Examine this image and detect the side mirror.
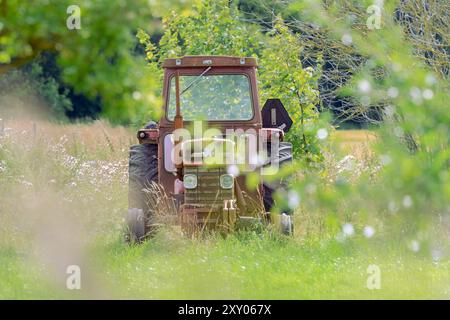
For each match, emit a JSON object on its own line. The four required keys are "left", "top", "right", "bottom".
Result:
{"left": 261, "top": 99, "right": 293, "bottom": 133}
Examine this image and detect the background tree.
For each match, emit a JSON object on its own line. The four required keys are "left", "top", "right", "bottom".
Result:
{"left": 1, "top": 0, "right": 447, "bottom": 127}
{"left": 238, "top": 0, "right": 449, "bottom": 126}
{"left": 259, "top": 18, "right": 322, "bottom": 160}
{"left": 280, "top": 0, "right": 449, "bottom": 240}
{"left": 0, "top": 58, "right": 72, "bottom": 120}
{"left": 0, "top": 0, "right": 195, "bottom": 123}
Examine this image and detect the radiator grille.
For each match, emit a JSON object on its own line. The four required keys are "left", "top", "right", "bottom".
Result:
{"left": 184, "top": 167, "right": 234, "bottom": 204}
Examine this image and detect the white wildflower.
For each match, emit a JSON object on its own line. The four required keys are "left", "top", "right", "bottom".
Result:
{"left": 337, "top": 155, "right": 356, "bottom": 172}
{"left": 388, "top": 200, "right": 398, "bottom": 213}
{"left": 387, "top": 87, "right": 399, "bottom": 98}
{"left": 342, "top": 223, "right": 355, "bottom": 237}
{"left": 431, "top": 249, "right": 442, "bottom": 262}
{"left": 402, "top": 195, "right": 413, "bottom": 208}
{"left": 410, "top": 240, "right": 420, "bottom": 252}
{"left": 409, "top": 87, "right": 423, "bottom": 105}
{"left": 132, "top": 91, "right": 142, "bottom": 100}
{"left": 425, "top": 74, "right": 437, "bottom": 86}
{"left": 287, "top": 190, "right": 300, "bottom": 210}
{"left": 363, "top": 226, "right": 375, "bottom": 238}
{"left": 358, "top": 79, "right": 371, "bottom": 94}
{"left": 316, "top": 128, "right": 328, "bottom": 140}
{"left": 379, "top": 154, "right": 392, "bottom": 166}
{"left": 422, "top": 89, "right": 434, "bottom": 100}
{"left": 341, "top": 33, "right": 352, "bottom": 46}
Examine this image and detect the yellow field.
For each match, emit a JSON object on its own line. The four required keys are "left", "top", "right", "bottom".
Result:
{"left": 331, "top": 129, "right": 376, "bottom": 161}
{"left": 1, "top": 119, "right": 135, "bottom": 159}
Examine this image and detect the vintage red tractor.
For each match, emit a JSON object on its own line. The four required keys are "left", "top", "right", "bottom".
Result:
{"left": 126, "top": 56, "right": 294, "bottom": 242}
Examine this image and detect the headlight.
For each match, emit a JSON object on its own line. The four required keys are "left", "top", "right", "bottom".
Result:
{"left": 219, "top": 174, "right": 234, "bottom": 189}
{"left": 183, "top": 174, "right": 197, "bottom": 189}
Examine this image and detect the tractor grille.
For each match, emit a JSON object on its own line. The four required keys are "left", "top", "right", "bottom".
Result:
{"left": 184, "top": 167, "right": 234, "bottom": 205}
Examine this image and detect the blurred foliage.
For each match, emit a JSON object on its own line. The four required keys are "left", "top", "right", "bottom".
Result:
{"left": 157, "top": 0, "right": 262, "bottom": 58}
{"left": 272, "top": 0, "right": 450, "bottom": 255}
{"left": 258, "top": 18, "right": 323, "bottom": 161}
{"left": 1, "top": 0, "right": 447, "bottom": 128}
{"left": 0, "top": 59, "right": 72, "bottom": 120}
{"left": 238, "top": 0, "right": 449, "bottom": 125}
{"left": 0, "top": 0, "right": 196, "bottom": 124}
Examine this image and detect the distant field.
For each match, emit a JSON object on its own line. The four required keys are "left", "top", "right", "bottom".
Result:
{"left": 334, "top": 129, "right": 376, "bottom": 144}
{"left": 333, "top": 129, "right": 376, "bottom": 153}
{"left": 0, "top": 121, "right": 448, "bottom": 299}
{"left": 1, "top": 119, "right": 135, "bottom": 158}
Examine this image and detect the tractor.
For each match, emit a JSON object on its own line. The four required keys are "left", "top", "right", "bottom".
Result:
{"left": 126, "top": 56, "right": 294, "bottom": 243}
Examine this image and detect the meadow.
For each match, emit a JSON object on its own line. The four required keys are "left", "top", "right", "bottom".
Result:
{"left": 0, "top": 120, "right": 448, "bottom": 299}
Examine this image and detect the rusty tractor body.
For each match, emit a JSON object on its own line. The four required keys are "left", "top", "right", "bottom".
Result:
{"left": 127, "top": 56, "right": 293, "bottom": 242}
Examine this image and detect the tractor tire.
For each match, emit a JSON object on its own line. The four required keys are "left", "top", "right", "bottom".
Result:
{"left": 126, "top": 208, "right": 146, "bottom": 244}
{"left": 280, "top": 213, "right": 294, "bottom": 236}
{"left": 127, "top": 143, "right": 158, "bottom": 242}
{"left": 262, "top": 141, "right": 293, "bottom": 212}
{"left": 262, "top": 141, "right": 294, "bottom": 235}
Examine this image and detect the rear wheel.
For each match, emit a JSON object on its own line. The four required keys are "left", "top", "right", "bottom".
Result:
{"left": 280, "top": 213, "right": 294, "bottom": 236}
{"left": 127, "top": 143, "right": 158, "bottom": 243}
{"left": 125, "top": 208, "right": 145, "bottom": 243}
{"left": 262, "top": 141, "right": 294, "bottom": 235}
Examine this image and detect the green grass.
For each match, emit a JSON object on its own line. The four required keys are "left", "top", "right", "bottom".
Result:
{"left": 1, "top": 231, "right": 448, "bottom": 299}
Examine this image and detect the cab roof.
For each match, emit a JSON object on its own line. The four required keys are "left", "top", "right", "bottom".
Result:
{"left": 162, "top": 55, "right": 258, "bottom": 68}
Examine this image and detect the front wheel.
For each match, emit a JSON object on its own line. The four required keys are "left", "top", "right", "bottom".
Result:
{"left": 280, "top": 213, "right": 294, "bottom": 236}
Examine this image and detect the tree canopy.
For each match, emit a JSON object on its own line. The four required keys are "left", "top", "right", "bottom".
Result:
{"left": 1, "top": 0, "right": 448, "bottom": 132}
{"left": 0, "top": 0, "right": 195, "bottom": 123}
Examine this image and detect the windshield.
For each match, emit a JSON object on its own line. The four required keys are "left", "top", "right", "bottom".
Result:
{"left": 167, "top": 74, "right": 254, "bottom": 121}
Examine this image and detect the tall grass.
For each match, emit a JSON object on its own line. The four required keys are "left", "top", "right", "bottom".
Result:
{"left": 0, "top": 120, "right": 448, "bottom": 299}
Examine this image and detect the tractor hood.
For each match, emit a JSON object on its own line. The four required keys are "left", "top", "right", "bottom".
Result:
{"left": 181, "top": 137, "right": 235, "bottom": 166}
